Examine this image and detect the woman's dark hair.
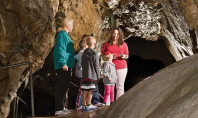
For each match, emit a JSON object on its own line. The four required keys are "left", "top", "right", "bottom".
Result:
{"left": 108, "top": 27, "right": 124, "bottom": 47}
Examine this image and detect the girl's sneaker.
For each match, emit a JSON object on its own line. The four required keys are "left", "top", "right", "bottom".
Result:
{"left": 95, "top": 102, "right": 106, "bottom": 107}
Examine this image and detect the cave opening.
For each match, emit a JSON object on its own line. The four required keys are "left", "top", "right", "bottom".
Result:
{"left": 124, "top": 36, "right": 176, "bottom": 91}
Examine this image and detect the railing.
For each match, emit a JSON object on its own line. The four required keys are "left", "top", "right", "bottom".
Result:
{"left": 0, "top": 62, "right": 35, "bottom": 118}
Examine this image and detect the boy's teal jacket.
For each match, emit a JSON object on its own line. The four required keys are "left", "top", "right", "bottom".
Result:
{"left": 53, "top": 30, "right": 75, "bottom": 70}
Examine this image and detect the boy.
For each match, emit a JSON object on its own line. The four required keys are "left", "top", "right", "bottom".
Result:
{"left": 75, "top": 35, "right": 87, "bottom": 109}
{"left": 75, "top": 35, "right": 103, "bottom": 110}
{"left": 81, "top": 36, "right": 100, "bottom": 111}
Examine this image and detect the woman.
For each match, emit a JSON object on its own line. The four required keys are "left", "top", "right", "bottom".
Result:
{"left": 53, "top": 18, "right": 75, "bottom": 116}
{"left": 102, "top": 27, "right": 129, "bottom": 100}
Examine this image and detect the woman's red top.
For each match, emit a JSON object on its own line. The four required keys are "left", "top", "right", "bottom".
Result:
{"left": 102, "top": 42, "right": 129, "bottom": 69}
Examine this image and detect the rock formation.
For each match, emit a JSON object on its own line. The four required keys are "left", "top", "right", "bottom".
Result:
{"left": 0, "top": 0, "right": 197, "bottom": 117}
{"left": 102, "top": 0, "right": 197, "bottom": 60}
{"left": 104, "top": 53, "right": 198, "bottom": 118}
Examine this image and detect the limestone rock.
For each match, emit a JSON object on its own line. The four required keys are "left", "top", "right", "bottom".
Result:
{"left": 104, "top": 53, "right": 198, "bottom": 118}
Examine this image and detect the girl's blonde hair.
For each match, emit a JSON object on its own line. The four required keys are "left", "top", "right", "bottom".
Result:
{"left": 101, "top": 54, "right": 112, "bottom": 68}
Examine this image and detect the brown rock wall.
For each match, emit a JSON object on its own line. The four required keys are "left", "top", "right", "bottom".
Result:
{"left": 178, "top": 0, "right": 198, "bottom": 29}
{"left": 54, "top": 0, "right": 104, "bottom": 49}
{"left": 0, "top": 0, "right": 103, "bottom": 117}
{"left": 178, "top": 0, "right": 198, "bottom": 50}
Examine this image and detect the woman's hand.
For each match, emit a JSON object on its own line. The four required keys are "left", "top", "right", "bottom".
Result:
{"left": 109, "top": 78, "right": 112, "bottom": 81}
{"left": 120, "top": 54, "right": 128, "bottom": 59}
{"left": 63, "top": 65, "right": 68, "bottom": 71}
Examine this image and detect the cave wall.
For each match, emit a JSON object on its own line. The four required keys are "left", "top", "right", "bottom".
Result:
{"left": 161, "top": 0, "right": 196, "bottom": 60}
{"left": 0, "top": 0, "right": 58, "bottom": 117}
{"left": 178, "top": 0, "right": 198, "bottom": 34}
{"left": 0, "top": 0, "right": 104, "bottom": 117}
{"left": 0, "top": 0, "right": 198, "bottom": 117}
{"left": 178, "top": 0, "right": 198, "bottom": 50}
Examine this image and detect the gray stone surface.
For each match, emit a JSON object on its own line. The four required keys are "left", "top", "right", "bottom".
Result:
{"left": 104, "top": 54, "right": 198, "bottom": 118}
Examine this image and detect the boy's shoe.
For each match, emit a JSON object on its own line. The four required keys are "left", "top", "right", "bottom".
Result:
{"left": 95, "top": 102, "right": 106, "bottom": 107}
{"left": 86, "top": 104, "right": 97, "bottom": 111}
{"left": 82, "top": 104, "right": 97, "bottom": 111}
{"left": 55, "top": 109, "right": 71, "bottom": 116}
{"left": 82, "top": 105, "right": 87, "bottom": 111}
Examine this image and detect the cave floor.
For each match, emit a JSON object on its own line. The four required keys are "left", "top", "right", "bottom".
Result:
{"left": 34, "top": 106, "right": 109, "bottom": 118}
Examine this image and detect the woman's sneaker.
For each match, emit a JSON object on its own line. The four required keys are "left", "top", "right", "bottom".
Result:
{"left": 55, "top": 109, "right": 71, "bottom": 116}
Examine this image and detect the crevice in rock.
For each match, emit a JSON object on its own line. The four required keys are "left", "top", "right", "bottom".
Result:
{"left": 189, "top": 29, "right": 198, "bottom": 53}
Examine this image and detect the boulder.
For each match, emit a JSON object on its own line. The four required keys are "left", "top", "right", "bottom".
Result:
{"left": 104, "top": 53, "right": 198, "bottom": 118}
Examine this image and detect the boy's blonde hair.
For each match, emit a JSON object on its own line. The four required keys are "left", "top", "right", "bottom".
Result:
{"left": 87, "top": 36, "right": 96, "bottom": 47}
